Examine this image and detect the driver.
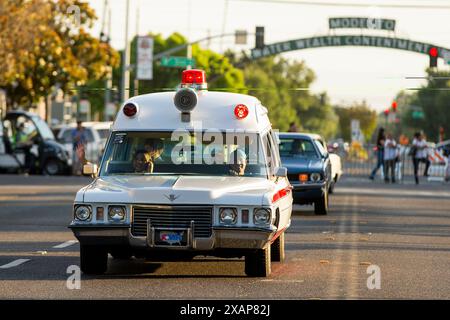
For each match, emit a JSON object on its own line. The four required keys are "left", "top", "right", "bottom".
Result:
{"left": 228, "top": 149, "right": 247, "bottom": 176}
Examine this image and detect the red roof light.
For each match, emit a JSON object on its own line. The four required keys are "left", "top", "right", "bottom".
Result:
{"left": 181, "top": 69, "right": 206, "bottom": 85}
{"left": 234, "top": 104, "right": 249, "bottom": 119}
{"left": 123, "top": 103, "right": 137, "bottom": 117}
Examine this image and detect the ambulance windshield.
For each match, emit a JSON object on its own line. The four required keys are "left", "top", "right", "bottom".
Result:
{"left": 99, "top": 131, "right": 270, "bottom": 177}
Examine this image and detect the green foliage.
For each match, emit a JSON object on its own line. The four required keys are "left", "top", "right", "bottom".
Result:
{"left": 334, "top": 101, "right": 378, "bottom": 142}
{"left": 410, "top": 69, "right": 450, "bottom": 141}
{"left": 240, "top": 56, "right": 338, "bottom": 138}
{"left": 0, "top": 0, "right": 119, "bottom": 110}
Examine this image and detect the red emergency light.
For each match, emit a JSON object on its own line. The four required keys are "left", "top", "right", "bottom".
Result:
{"left": 181, "top": 69, "right": 206, "bottom": 85}
{"left": 123, "top": 103, "right": 138, "bottom": 117}
{"left": 234, "top": 104, "right": 249, "bottom": 119}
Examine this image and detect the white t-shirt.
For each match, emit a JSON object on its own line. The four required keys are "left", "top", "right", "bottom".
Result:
{"left": 412, "top": 138, "right": 428, "bottom": 159}
{"left": 384, "top": 139, "right": 397, "bottom": 160}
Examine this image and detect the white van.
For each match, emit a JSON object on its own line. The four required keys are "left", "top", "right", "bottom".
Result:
{"left": 69, "top": 70, "right": 293, "bottom": 277}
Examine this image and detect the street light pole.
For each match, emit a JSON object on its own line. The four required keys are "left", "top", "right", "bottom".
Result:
{"left": 121, "top": 0, "right": 131, "bottom": 103}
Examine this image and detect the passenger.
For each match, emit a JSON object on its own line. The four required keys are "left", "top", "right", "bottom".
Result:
{"left": 143, "top": 138, "right": 164, "bottom": 173}
{"left": 228, "top": 149, "right": 247, "bottom": 176}
{"left": 76, "top": 145, "right": 153, "bottom": 174}
{"left": 132, "top": 149, "right": 151, "bottom": 173}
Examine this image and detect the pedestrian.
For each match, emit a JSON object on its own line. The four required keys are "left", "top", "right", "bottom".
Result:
{"left": 71, "top": 120, "right": 88, "bottom": 175}
{"left": 369, "top": 127, "right": 385, "bottom": 180}
{"left": 383, "top": 132, "right": 397, "bottom": 183}
{"left": 288, "top": 122, "right": 298, "bottom": 132}
{"left": 411, "top": 131, "right": 430, "bottom": 185}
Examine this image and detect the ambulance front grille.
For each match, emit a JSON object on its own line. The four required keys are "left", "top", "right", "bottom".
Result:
{"left": 131, "top": 205, "right": 213, "bottom": 238}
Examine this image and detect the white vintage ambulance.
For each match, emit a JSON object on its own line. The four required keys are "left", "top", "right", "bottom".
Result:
{"left": 69, "top": 69, "right": 293, "bottom": 277}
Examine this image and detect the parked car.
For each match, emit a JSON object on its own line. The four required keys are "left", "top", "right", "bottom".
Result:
{"left": 436, "top": 140, "right": 450, "bottom": 157}
{"left": 278, "top": 132, "right": 335, "bottom": 215}
{"left": 55, "top": 121, "right": 112, "bottom": 168}
{"left": 0, "top": 111, "right": 69, "bottom": 175}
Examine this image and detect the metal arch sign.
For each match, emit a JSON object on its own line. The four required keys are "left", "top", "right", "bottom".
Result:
{"left": 250, "top": 35, "right": 450, "bottom": 63}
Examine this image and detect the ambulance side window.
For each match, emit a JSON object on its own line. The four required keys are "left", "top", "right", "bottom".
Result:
{"left": 262, "top": 133, "right": 275, "bottom": 176}
{"left": 268, "top": 130, "right": 281, "bottom": 168}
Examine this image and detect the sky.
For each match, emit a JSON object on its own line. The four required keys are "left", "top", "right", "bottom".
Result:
{"left": 86, "top": 0, "right": 450, "bottom": 111}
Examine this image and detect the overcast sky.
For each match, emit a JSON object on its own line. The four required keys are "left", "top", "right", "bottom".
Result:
{"left": 86, "top": 0, "right": 450, "bottom": 111}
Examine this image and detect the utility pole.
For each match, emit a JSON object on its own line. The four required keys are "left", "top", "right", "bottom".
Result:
{"left": 134, "top": 4, "right": 140, "bottom": 96}
{"left": 121, "top": 0, "right": 131, "bottom": 103}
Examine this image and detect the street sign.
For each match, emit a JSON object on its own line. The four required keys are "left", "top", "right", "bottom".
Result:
{"left": 136, "top": 36, "right": 154, "bottom": 80}
{"left": 160, "top": 56, "right": 195, "bottom": 68}
{"left": 235, "top": 30, "right": 248, "bottom": 45}
{"left": 329, "top": 17, "right": 396, "bottom": 31}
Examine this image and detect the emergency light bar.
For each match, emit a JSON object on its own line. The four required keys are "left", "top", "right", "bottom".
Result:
{"left": 180, "top": 69, "right": 208, "bottom": 90}
{"left": 174, "top": 69, "right": 209, "bottom": 122}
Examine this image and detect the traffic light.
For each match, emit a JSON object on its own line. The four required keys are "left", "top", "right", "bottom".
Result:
{"left": 429, "top": 47, "right": 438, "bottom": 68}
{"left": 384, "top": 109, "right": 390, "bottom": 117}
{"left": 391, "top": 101, "right": 397, "bottom": 112}
{"left": 255, "top": 26, "right": 265, "bottom": 49}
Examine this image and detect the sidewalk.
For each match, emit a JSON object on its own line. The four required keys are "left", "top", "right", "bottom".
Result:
{"left": 340, "top": 174, "right": 450, "bottom": 191}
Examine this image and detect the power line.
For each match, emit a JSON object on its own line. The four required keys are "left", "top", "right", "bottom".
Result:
{"left": 229, "top": 0, "right": 450, "bottom": 9}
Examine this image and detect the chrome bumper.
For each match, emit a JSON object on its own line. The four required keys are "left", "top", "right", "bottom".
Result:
{"left": 69, "top": 222, "right": 276, "bottom": 250}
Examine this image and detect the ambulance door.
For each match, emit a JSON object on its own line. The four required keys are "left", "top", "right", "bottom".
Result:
{"left": 262, "top": 131, "right": 292, "bottom": 230}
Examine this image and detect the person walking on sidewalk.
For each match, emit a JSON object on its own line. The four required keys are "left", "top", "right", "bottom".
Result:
{"left": 411, "top": 132, "right": 430, "bottom": 185}
{"left": 369, "top": 127, "right": 385, "bottom": 180}
{"left": 384, "top": 133, "right": 397, "bottom": 183}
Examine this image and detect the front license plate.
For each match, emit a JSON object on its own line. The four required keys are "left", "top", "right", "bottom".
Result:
{"left": 155, "top": 230, "right": 187, "bottom": 246}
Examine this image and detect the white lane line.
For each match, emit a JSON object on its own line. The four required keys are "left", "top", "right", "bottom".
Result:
{"left": 0, "top": 259, "right": 30, "bottom": 269}
{"left": 53, "top": 240, "right": 78, "bottom": 249}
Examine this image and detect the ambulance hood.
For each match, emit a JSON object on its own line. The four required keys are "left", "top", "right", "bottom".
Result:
{"left": 78, "top": 175, "right": 276, "bottom": 206}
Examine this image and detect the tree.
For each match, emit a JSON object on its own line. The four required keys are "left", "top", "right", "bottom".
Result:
{"left": 0, "top": 0, "right": 119, "bottom": 117}
{"left": 410, "top": 69, "right": 450, "bottom": 141}
{"left": 232, "top": 54, "right": 338, "bottom": 137}
{"left": 334, "top": 101, "right": 378, "bottom": 142}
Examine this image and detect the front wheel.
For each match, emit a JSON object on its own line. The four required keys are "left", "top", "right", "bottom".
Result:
{"left": 80, "top": 245, "right": 108, "bottom": 275}
{"left": 245, "top": 245, "right": 271, "bottom": 277}
{"left": 271, "top": 232, "right": 285, "bottom": 262}
{"left": 314, "top": 190, "right": 329, "bottom": 215}
{"left": 43, "top": 159, "right": 62, "bottom": 175}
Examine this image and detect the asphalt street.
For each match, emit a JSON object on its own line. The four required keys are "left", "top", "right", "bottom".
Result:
{"left": 0, "top": 174, "right": 449, "bottom": 299}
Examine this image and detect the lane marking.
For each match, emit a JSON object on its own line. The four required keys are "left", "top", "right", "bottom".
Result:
{"left": 260, "top": 279, "right": 305, "bottom": 283}
{"left": 53, "top": 240, "right": 78, "bottom": 249}
{"left": 0, "top": 259, "right": 30, "bottom": 269}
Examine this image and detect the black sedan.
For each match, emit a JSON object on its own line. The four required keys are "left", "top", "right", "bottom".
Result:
{"left": 278, "top": 133, "right": 332, "bottom": 215}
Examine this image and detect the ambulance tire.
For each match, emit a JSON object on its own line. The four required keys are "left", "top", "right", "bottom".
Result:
{"left": 271, "top": 231, "right": 285, "bottom": 262}
{"left": 314, "top": 190, "right": 329, "bottom": 215}
{"left": 43, "top": 158, "right": 62, "bottom": 176}
{"left": 245, "top": 245, "right": 271, "bottom": 277}
{"left": 80, "top": 245, "right": 108, "bottom": 275}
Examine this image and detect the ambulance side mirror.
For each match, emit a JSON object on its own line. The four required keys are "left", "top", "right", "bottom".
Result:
{"left": 83, "top": 163, "right": 98, "bottom": 177}
{"left": 274, "top": 167, "right": 287, "bottom": 178}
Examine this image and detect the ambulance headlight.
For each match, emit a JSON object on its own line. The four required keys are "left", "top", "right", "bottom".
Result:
{"left": 74, "top": 205, "right": 92, "bottom": 221}
{"left": 253, "top": 208, "right": 271, "bottom": 225}
{"left": 219, "top": 208, "right": 237, "bottom": 225}
{"left": 108, "top": 206, "right": 126, "bottom": 222}
{"left": 174, "top": 88, "right": 197, "bottom": 113}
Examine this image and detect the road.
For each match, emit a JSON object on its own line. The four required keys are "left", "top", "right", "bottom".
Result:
{"left": 0, "top": 174, "right": 449, "bottom": 299}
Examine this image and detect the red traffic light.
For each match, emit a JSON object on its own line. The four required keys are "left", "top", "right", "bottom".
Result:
{"left": 384, "top": 109, "right": 390, "bottom": 116}
{"left": 429, "top": 47, "right": 439, "bottom": 58}
{"left": 391, "top": 101, "right": 397, "bottom": 112}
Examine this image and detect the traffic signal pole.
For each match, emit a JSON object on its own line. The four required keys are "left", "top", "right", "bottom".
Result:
{"left": 121, "top": 0, "right": 131, "bottom": 102}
